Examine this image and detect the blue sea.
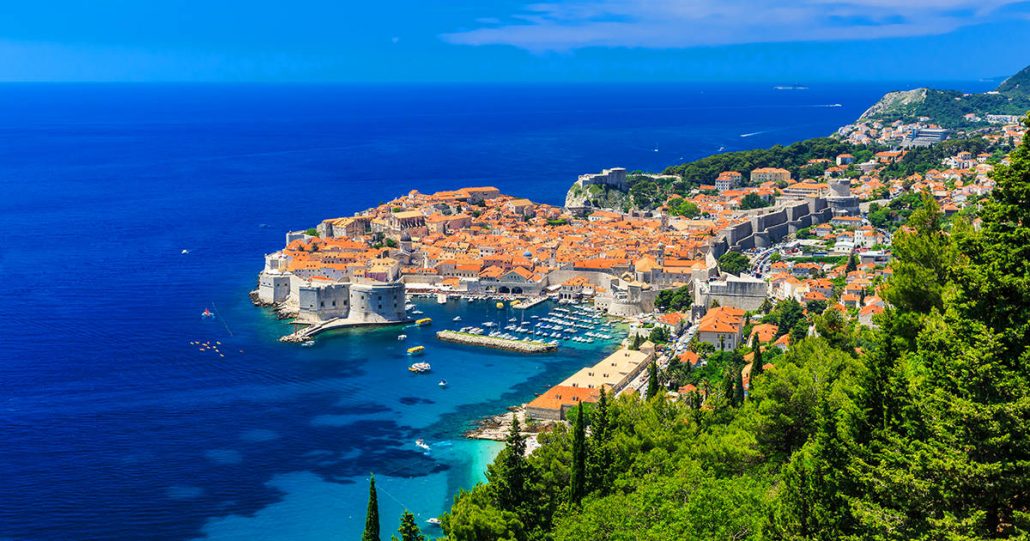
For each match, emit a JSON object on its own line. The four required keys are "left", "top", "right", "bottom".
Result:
{"left": 0, "top": 81, "right": 992, "bottom": 540}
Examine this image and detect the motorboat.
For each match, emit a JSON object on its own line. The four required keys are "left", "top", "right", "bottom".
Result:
{"left": 397, "top": 334, "right": 407, "bottom": 341}
{"left": 408, "top": 362, "right": 431, "bottom": 373}
{"left": 201, "top": 308, "right": 214, "bottom": 318}
{"left": 426, "top": 518, "right": 442, "bottom": 527}
{"left": 407, "top": 346, "right": 425, "bottom": 355}
{"left": 416, "top": 439, "right": 431, "bottom": 451}
{"left": 453, "top": 316, "right": 461, "bottom": 321}
{"left": 415, "top": 318, "right": 432, "bottom": 326}
{"left": 438, "top": 379, "right": 448, "bottom": 388}
{"left": 301, "top": 340, "right": 315, "bottom": 347}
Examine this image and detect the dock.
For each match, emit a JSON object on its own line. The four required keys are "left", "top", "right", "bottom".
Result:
{"left": 436, "top": 330, "right": 557, "bottom": 353}
{"left": 512, "top": 297, "right": 548, "bottom": 310}
{"left": 280, "top": 317, "right": 410, "bottom": 343}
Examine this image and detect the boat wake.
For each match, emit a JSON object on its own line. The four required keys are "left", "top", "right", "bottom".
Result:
{"left": 739, "top": 131, "right": 765, "bottom": 138}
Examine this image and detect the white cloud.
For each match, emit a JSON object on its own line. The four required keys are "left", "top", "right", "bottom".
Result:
{"left": 441, "top": 0, "right": 1022, "bottom": 50}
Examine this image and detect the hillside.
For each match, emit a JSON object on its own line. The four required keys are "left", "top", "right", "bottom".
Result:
{"left": 442, "top": 117, "right": 1030, "bottom": 540}
{"left": 858, "top": 63, "right": 1030, "bottom": 128}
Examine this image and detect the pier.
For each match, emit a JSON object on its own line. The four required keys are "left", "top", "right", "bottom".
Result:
{"left": 280, "top": 317, "right": 410, "bottom": 343}
{"left": 436, "top": 330, "right": 557, "bottom": 353}
{"left": 512, "top": 296, "right": 548, "bottom": 310}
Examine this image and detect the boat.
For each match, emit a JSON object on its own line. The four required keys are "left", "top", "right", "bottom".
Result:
{"left": 201, "top": 308, "right": 214, "bottom": 318}
{"left": 416, "top": 438, "right": 431, "bottom": 451}
{"left": 407, "top": 345, "right": 425, "bottom": 355}
{"left": 438, "top": 379, "right": 447, "bottom": 388}
{"left": 409, "top": 362, "right": 431, "bottom": 373}
{"left": 496, "top": 302, "right": 504, "bottom": 309}
{"left": 301, "top": 340, "right": 315, "bottom": 347}
{"left": 415, "top": 317, "right": 432, "bottom": 326}
{"left": 452, "top": 316, "right": 461, "bottom": 321}
{"left": 426, "top": 518, "right": 442, "bottom": 527}
{"left": 436, "top": 293, "right": 448, "bottom": 304}
{"left": 181, "top": 249, "right": 189, "bottom": 255}
{"left": 397, "top": 334, "right": 407, "bottom": 341}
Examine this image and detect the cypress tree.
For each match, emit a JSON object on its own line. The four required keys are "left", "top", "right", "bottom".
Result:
{"left": 723, "top": 363, "right": 736, "bottom": 405}
{"left": 845, "top": 252, "right": 857, "bottom": 273}
{"left": 570, "top": 401, "right": 588, "bottom": 504}
{"left": 588, "top": 388, "right": 613, "bottom": 495}
{"left": 734, "top": 363, "right": 745, "bottom": 405}
{"left": 646, "top": 361, "right": 659, "bottom": 399}
{"left": 751, "top": 333, "right": 764, "bottom": 377}
{"left": 394, "top": 510, "right": 424, "bottom": 541}
{"left": 363, "top": 474, "right": 380, "bottom": 541}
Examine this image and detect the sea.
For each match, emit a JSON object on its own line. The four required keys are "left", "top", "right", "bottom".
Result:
{"left": 0, "top": 81, "right": 993, "bottom": 540}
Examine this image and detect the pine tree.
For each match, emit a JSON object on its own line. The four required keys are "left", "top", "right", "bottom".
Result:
{"left": 751, "top": 333, "right": 764, "bottom": 377}
{"left": 363, "top": 474, "right": 380, "bottom": 541}
{"left": 570, "top": 401, "right": 588, "bottom": 504}
{"left": 487, "top": 416, "right": 529, "bottom": 512}
{"left": 588, "top": 388, "right": 613, "bottom": 495}
{"left": 646, "top": 361, "right": 659, "bottom": 399}
{"left": 393, "top": 510, "right": 424, "bottom": 541}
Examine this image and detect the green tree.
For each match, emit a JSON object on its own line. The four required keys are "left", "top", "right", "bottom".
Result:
{"left": 570, "top": 402, "right": 588, "bottom": 505}
{"left": 750, "top": 333, "right": 764, "bottom": 378}
{"left": 718, "top": 251, "right": 750, "bottom": 275}
{"left": 487, "top": 418, "right": 530, "bottom": 513}
{"left": 648, "top": 325, "right": 670, "bottom": 344}
{"left": 363, "top": 474, "right": 380, "bottom": 541}
{"left": 588, "top": 388, "right": 613, "bottom": 495}
{"left": 740, "top": 192, "right": 771, "bottom": 209}
{"left": 392, "top": 511, "right": 424, "bottom": 541}
{"left": 647, "top": 361, "right": 660, "bottom": 399}
{"left": 845, "top": 252, "right": 857, "bottom": 273}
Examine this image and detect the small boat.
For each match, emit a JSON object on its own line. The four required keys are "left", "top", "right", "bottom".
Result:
{"left": 397, "top": 334, "right": 407, "bottom": 341}
{"left": 426, "top": 517, "right": 442, "bottom": 527}
{"left": 201, "top": 308, "right": 214, "bottom": 318}
{"left": 407, "top": 345, "right": 425, "bottom": 355}
{"left": 436, "top": 293, "right": 448, "bottom": 304}
{"left": 301, "top": 340, "right": 315, "bottom": 347}
{"left": 409, "top": 362, "right": 431, "bottom": 373}
{"left": 416, "top": 438, "right": 431, "bottom": 451}
{"left": 496, "top": 302, "right": 504, "bottom": 309}
{"left": 438, "top": 379, "right": 447, "bottom": 388}
{"left": 181, "top": 249, "right": 189, "bottom": 255}
{"left": 452, "top": 316, "right": 461, "bottom": 321}
{"left": 415, "top": 318, "right": 432, "bottom": 326}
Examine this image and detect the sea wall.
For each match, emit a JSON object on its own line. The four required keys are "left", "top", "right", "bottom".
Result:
{"left": 436, "top": 330, "right": 557, "bottom": 353}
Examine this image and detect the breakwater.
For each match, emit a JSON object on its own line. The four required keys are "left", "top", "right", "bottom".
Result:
{"left": 436, "top": 330, "right": 557, "bottom": 353}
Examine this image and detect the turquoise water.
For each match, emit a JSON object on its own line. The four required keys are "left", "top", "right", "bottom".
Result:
{"left": 200, "top": 297, "right": 623, "bottom": 539}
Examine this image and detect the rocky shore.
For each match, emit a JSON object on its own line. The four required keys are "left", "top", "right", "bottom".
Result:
{"left": 464, "top": 406, "right": 554, "bottom": 455}
{"left": 436, "top": 330, "right": 557, "bottom": 352}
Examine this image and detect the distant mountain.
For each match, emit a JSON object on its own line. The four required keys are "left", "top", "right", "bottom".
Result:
{"left": 858, "top": 64, "right": 1030, "bottom": 128}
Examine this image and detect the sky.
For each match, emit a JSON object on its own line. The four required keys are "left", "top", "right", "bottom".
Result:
{"left": 0, "top": 0, "right": 1029, "bottom": 83}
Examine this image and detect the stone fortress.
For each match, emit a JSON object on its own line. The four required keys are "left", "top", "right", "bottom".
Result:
{"left": 256, "top": 250, "right": 407, "bottom": 326}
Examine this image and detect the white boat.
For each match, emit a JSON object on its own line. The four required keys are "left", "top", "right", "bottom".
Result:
{"left": 301, "top": 340, "right": 315, "bottom": 347}
{"left": 416, "top": 438, "right": 431, "bottom": 451}
{"left": 436, "top": 293, "right": 448, "bottom": 304}
{"left": 453, "top": 316, "right": 461, "bottom": 321}
{"left": 426, "top": 517, "right": 442, "bottom": 526}
{"left": 397, "top": 334, "right": 407, "bottom": 341}
{"left": 408, "top": 362, "right": 431, "bottom": 373}
{"left": 181, "top": 249, "right": 189, "bottom": 255}
{"left": 438, "top": 379, "right": 447, "bottom": 388}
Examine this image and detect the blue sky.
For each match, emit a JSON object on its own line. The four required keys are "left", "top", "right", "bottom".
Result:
{"left": 1, "top": 0, "right": 1028, "bottom": 82}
